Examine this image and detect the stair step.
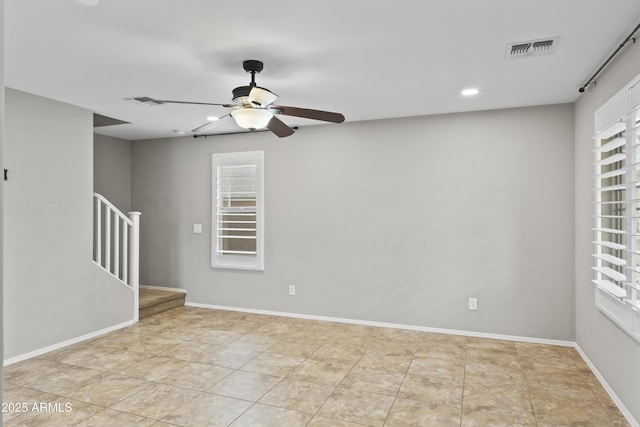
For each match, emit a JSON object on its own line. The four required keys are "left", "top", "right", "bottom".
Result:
{"left": 139, "top": 288, "right": 186, "bottom": 319}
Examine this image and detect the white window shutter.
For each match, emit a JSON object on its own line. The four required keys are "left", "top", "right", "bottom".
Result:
{"left": 593, "top": 75, "right": 640, "bottom": 342}
{"left": 212, "top": 151, "right": 264, "bottom": 271}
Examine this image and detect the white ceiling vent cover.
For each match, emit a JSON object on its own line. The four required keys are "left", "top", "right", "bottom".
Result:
{"left": 506, "top": 37, "right": 559, "bottom": 60}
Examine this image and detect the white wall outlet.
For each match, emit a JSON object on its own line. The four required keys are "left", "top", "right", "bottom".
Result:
{"left": 289, "top": 285, "right": 296, "bottom": 296}
{"left": 468, "top": 297, "right": 478, "bottom": 311}
{"left": 193, "top": 223, "right": 202, "bottom": 234}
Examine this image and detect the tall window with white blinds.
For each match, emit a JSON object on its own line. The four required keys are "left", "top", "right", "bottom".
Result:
{"left": 212, "top": 151, "right": 264, "bottom": 271}
{"left": 594, "top": 75, "right": 640, "bottom": 342}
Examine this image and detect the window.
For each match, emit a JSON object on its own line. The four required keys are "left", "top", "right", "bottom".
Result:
{"left": 593, "top": 74, "right": 640, "bottom": 341}
{"left": 212, "top": 151, "right": 264, "bottom": 271}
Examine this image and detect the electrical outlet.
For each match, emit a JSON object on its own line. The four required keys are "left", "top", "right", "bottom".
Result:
{"left": 289, "top": 285, "right": 296, "bottom": 296}
{"left": 468, "top": 298, "right": 478, "bottom": 311}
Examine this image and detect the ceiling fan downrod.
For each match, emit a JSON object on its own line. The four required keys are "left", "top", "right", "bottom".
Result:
{"left": 243, "top": 59, "right": 264, "bottom": 87}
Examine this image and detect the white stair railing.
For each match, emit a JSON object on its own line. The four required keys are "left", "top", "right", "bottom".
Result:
{"left": 93, "top": 193, "right": 141, "bottom": 322}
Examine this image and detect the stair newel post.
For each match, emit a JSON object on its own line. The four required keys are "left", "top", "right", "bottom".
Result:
{"left": 128, "top": 211, "right": 141, "bottom": 323}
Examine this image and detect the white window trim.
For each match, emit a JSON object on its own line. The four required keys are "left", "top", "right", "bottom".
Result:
{"left": 593, "top": 72, "right": 640, "bottom": 343}
{"left": 212, "top": 151, "right": 264, "bottom": 271}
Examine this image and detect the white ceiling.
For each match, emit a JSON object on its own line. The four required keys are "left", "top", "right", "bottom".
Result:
{"left": 6, "top": 0, "right": 640, "bottom": 140}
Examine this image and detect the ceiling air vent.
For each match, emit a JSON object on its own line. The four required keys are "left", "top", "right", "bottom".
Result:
{"left": 126, "top": 96, "right": 165, "bottom": 106}
{"left": 506, "top": 37, "right": 558, "bottom": 60}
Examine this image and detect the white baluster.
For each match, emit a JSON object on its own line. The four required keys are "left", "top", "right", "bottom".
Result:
{"left": 129, "top": 211, "right": 141, "bottom": 323}
{"left": 122, "top": 223, "right": 129, "bottom": 284}
{"left": 105, "top": 209, "right": 111, "bottom": 271}
{"left": 95, "top": 197, "right": 102, "bottom": 264}
{"left": 114, "top": 214, "right": 120, "bottom": 278}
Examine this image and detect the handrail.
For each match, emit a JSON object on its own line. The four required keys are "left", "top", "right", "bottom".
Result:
{"left": 93, "top": 193, "right": 133, "bottom": 226}
{"left": 93, "top": 193, "right": 141, "bottom": 322}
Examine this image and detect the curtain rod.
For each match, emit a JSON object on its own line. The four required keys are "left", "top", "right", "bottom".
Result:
{"left": 192, "top": 126, "right": 298, "bottom": 139}
{"left": 579, "top": 21, "right": 640, "bottom": 93}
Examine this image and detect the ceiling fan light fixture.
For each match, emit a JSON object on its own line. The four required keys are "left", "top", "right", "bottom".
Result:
{"left": 231, "top": 108, "right": 273, "bottom": 130}
{"left": 249, "top": 87, "right": 278, "bottom": 107}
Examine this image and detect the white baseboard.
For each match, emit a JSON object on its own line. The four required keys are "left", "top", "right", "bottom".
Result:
{"left": 139, "top": 285, "right": 187, "bottom": 293}
{"left": 574, "top": 344, "right": 639, "bottom": 427}
{"left": 185, "top": 302, "right": 575, "bottom": 347}
{"left": 3, "top": 320, "right": 134, "bottom": 367}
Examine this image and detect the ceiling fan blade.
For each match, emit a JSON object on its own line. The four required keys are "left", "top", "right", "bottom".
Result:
{"left": 157, "top": 99, "right": 236, "bottom": 108}
{"left": 191, "top": 114, "right": 230, "bottom": 133}
{"left": 130, "top": 96, "right": 235, "bottom": 108}
{"left": 267, "top": 116, "right": 295, "bottom": 138}
{"left": 271, "top": 105, "right": 345, "bottom": 123}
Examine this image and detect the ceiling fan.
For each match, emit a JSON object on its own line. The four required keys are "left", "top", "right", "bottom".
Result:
{"left": 130, "top": 60, "right": 345, "bottom": 138}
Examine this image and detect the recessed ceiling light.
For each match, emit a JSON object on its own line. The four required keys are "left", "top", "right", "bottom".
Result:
{"left": 206, "top": 116, "right": 220, "bottom": 121}
{"left": 462, "top": 88, "right": 479, "bottom": 96}
{"left": 74, "top": 0, "right": 100, "bottom": 7}
{"left": 172, "top": 130, "right": 187, "bottom": 135}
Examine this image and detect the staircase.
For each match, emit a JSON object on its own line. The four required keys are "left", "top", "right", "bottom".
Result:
{"left": 139, "top": 288, "right": 186, "bottom": 319}
{"left": 93, "top": 193, "right": 186, "bottom": 321}
{"left": 93, "top": 193, "right": 141, "bottom": 322}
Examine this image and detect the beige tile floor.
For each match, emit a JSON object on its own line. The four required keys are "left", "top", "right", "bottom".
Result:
{"left": 3, "top": 307, "right": 630, "bottom": 426}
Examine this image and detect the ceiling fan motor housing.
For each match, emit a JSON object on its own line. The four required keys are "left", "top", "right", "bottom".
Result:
{"left": 232, "top": 86, "right": 252, "bottom": 105}
{"left": 243, "top": 60, "right": 264, "bottom": 74}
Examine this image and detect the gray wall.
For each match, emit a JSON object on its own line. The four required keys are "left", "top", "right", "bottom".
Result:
{"left": 574, "top": 44, "right": 640, "bottom": 420}
{"left": 94, "top": 133, "right": 132, "bottom": 212}
{"left": 4, "top": 89, "right": 134, "bottom": 360}
{"left": 132, "top": 104, "right": 575, "bottom": 340}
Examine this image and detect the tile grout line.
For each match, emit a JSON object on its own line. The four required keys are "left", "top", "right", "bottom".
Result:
{"left": 380, "top": 346, "right": 411, "bottom": 427}
{"left": 307, "top": 344, "right": 366, "bottom": 425}
{"left": 458, "top": 336, "right": 469, "bottom": 427}
{"left": 515, "top": 342, "right": 538, "bottom": 425}
{"left": 214, "top": 325, "right": 291, "bottom": 426}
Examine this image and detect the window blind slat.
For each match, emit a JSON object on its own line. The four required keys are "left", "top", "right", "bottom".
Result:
{"left": 218, "top": 221, "right": 257, "bottom": 224}
{"left": 594, "top": 227, "right": 626, "bottom": 235}
{"left": 593, "top": 266, "right": 627, "bottom": 282}
{"left": 597, "top": 184, "right": 626, "bottom": 192}
{"left": 593, "top": 279, "right": 627, "bottom": 298}
{"left": 593, "top": 253, "right": 627, "bottom": 266}
{"left": 595, "top": 202, "right": 626, "bottom": 208}
{"left": 596, "top": 115, "right": 626, "bottom": 139}
{"left": 595, "top": 152, "right": 625, "bottom": 166}
{"left": 594, "top": 240, "right": 627, "bottom": 251}
{"left": 596, "top": 169, "right": 626, "bottom": 179}
{"left": 595, "top": 137, "right": 626, "bottom": 153}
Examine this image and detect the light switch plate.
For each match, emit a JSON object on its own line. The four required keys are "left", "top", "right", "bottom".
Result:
{"left": 193, "top": 224, "right": 203, "bottom": 234}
